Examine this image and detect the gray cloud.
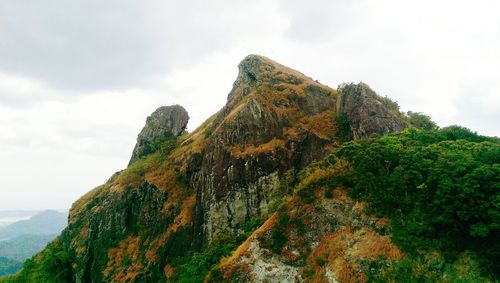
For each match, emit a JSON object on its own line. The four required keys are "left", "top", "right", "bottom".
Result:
{"left": 0, "top": 0, "right": 235, "bottom": 91}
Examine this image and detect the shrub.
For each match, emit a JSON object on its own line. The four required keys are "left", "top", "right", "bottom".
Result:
{"left": 406, "top": 111, "right": 437, "bottom": 130}
{"left": 203, "top": 128, "right": 213, "bottom": 138}
{"left": 334, "top": 128, "right": 499, "bottom": 277}
{"left": 315, "top": 257, "right": 327, "bottom": 267}
{"left": 335, "top": 112, "right": 350, "bottom": 140}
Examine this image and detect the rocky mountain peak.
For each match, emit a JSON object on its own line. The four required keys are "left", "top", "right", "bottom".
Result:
{"left": 336, "top": 82, "right": 406, "bottom": 139}
{"left": 226, "top": 55, "right": 315, "bottom": 106}
{"left": 129, "top": 105, "right": 189, "bottom": 164}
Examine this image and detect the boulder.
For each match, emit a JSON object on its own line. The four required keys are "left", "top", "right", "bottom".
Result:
{"left": 129, "top": 105, "right": 189, "bottom": 164}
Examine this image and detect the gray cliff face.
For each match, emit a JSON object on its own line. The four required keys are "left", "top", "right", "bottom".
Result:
{"left": 188, "top": 55, "right": 338, "bottom": 245}
{"left": 129, "top": 105, "right": 189, "bottom": 164}
{"left": 336, "top": 83, "right": 406, "bottom": 139}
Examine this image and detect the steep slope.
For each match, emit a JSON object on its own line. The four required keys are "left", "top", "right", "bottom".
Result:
{"left": 8, "top": 55, "right": 345, "bottom": 282}
{"left": 3, "top": 55, "right": 419, "bottom": 282}
{"left": 189, "top": 55, "right": 340, "bottom": 245}
{"left": 214, "top": 128, "right": 499, "bottom": 282}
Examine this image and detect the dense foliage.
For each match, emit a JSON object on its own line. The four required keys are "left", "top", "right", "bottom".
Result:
{"left": 1, "top": 238, "right": 72, "bottom": 283}
{"left": 406, "top": 111, "right": 438, "bottom": 130}
{"left": 329, "top": 126, "right": 499, "bottom": 278}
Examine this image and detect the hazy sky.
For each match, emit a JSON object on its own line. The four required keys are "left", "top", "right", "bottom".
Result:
{"left": 1, "top": 0, "right": 499, "bottom": 210}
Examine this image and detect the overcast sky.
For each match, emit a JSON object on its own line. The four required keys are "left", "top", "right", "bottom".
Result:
{"left": 1, "top": 0, "right": 499, "bottom": 210}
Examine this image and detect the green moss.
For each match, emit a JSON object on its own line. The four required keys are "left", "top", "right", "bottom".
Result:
{"left": 171, "top": 218, "right": 264, "bottom": 283}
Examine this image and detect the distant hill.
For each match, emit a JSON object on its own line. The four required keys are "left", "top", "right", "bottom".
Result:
{"left": 0, "top": 210, "right": 67, "bottom": 240}
{"left": 0, "top": 211, "right": 67, "bottom": 276}
{"left": 0, "top": 257, "right": 22, "bottom": 277}
{"left": 0, "top": 211, "right": 39, "bottom": 228}
{"left": 0, "top": 234, "right": 57, "bottom": 262}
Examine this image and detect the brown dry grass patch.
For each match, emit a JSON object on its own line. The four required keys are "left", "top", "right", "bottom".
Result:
{"left": 229, "top": 138, "right": 286, "bottom": 158}
{"left": 104, "top": 236, "right": 143, "bottom": 282}
{"left": 306, "top": 226, "right": 401, "bottom": 283}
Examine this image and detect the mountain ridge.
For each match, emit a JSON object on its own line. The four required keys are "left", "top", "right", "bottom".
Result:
{"left": 3, "top": 55, "right": 498, "bottom": 282}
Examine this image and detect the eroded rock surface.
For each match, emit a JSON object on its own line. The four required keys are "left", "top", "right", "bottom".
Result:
{"left": 336, "top": 83, "right": 406, "bottom": 139}
{"left": 19, "top": 55, "right": 412, "bottom": 282}
{"left": 129, "top": 105, "right": 189, "bottom": 164}
{"left": 189, "top": 55, "right": 338, "bottom": 244}
{"left": 216, "top": 188, "right": 401, "bottom": 282}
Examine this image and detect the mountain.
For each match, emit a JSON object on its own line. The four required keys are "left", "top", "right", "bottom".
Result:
{"left": 0, "top": 210, "right": 67, "bottom": 240}
{"left": 0, "top": 258, "right": 21, "bottom": 277}
{"left": 0, "top": 234, "right": 57, "bottom": 262}
{"left": 3, "top": 55, "right": 498, "bottom": 282}
{"left": 0, "top": 211, "right": 40, "bottom": 228}
{"left": 0, "top": 210, "right": 67, "bottom": 276}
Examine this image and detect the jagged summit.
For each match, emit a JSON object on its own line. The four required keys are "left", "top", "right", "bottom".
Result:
{"left": 226, "top": 54, "right": 321, "bottom": 106}
{"left": 129, "top": 104, "right": 189, "bottom": 164}
{"left": 234, "top": 54, "right": 311, "bottom": 85}
{"left": 9, "top": 55, "right": 431, "bottom": 283}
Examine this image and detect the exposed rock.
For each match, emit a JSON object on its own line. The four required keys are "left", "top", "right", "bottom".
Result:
{"left": 129, "top": 105, "right": 189, "bottom": 164}
{"left": 189, "top": 55, "right": 338, "bottom": 244}
{"left": 336, "top": 83, "right": 406, "bottom": 139}
{"left": 216, "top": 188, "right": 401, "bottom": 282}
{"left": 17, "top": 55, "right": 413, "bottom": 282}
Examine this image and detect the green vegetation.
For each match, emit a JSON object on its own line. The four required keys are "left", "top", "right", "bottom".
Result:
{"left": 367, "top": 252, "right": 487, "bottom": 282}
{"left": 406, "top": 111, "right": 438, "bottom": 130}
{"left": 270, "top": 213, "right": 289, "bottom": 254}
{"left": 171, "top": 218, "right": 264, "bottom": 282}
{"left": 142, "top": 132, "right": 176, "bottom": 157}
{"left": 1, "top": 238, "right": 72, "bottom": 283}
{"left": 203, "top": 127, "right": 213, "bottom": 138}
{"left": 335, "top": 112, "right": 350, "bottom": 140}
{"left": 382, "top": 95, "right": 400, "bottom": 112}
{"left": 297, "top": 126, "right": 499, "bottom": 279}
{"left": 117, "top": 138, "right": 178, "bottom": 185}
{"left": 315, "top": 257, "right": 327, "bottom": 267}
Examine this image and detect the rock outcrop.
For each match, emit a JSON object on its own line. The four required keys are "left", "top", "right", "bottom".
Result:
{"left": 188, "top": 55, "right": 338, "bottom": 244}
{"left": 12, "top": 55, "right": 413, "bottom": 282}
{"left": 336, "top": 83, "right": 406, "bottom": 139}
{"left": 129, "top": 105, "right": 189, "bottom": 164}
{"left": 216, "top": 188, "right": 401, "bottom": 282}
